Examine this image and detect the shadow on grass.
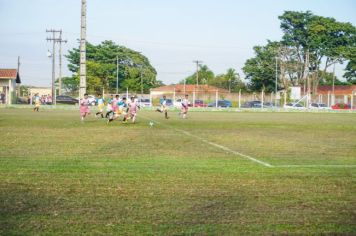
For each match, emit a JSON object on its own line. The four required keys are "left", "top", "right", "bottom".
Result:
{"left": 0, "top": 184, "right": 60, "bottom": 235}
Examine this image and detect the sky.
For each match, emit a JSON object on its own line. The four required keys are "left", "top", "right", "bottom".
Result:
{"left": 0, "top": 0, "right": 355, "bottom": 87}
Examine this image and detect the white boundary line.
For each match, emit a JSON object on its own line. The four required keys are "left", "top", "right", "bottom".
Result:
{"left": 141, "top": 115, "right": 273, "bottom": 167}
{"left": 140, "top": 115, "right": 356, "bottom": 169}
{"left": 275, "top": 165, "right": 356, "bottom": 168}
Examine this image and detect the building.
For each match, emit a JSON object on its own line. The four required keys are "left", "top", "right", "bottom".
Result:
{"left": 0, "top": 69, "right": 21, "bottom": 104}
{"left": 150, "top": 84, "right": 230, "bottom": 103}
{"left": 315, "top": 85, "right": 356, "bottom": 106}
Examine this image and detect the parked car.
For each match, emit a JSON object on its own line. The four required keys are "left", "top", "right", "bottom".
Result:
{"left": 284, "top": 103, "right": 305, "bottom": 109}
{"left": 208, "top": 100, "right": 232, "bottom": 108}
{"left": 139, "top": 98, "right": 151, "bottom": 107}
{"left": 194, "top": 100, "right": 207, "bottom": 107}
{"left": 331, "top": 103, "right": 350, "bottom": 110}
{"left": 263, "top": 102, "right": 276, "bottom": 108}
{"left": 309, "top": 103, "right": 330, "bottom": 110}
{"left": 56, "top": 95, "right": 79, "bottom": 105}
{"left": 241, "top": 100, "right": 261, "bottom": 108}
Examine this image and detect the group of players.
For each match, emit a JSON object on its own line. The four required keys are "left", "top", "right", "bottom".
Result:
{"left": 79, "top": 93, "right": 190, "bottom": 124}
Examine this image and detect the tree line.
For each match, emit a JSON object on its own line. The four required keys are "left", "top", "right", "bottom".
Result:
{"left": 63, "top": 11, "right": 355, "bottom": 95}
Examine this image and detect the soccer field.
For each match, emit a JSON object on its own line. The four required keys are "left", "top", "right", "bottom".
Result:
{"left": 0, "top": 108, "right": 355, "bottom": 235}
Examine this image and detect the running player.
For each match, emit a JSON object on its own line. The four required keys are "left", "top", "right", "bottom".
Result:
{"left": 95, "top": 94, "right": 105, "bottom": 118}
{"left": 156, "top": 95, "right": 169, "bottom": 119}
{"left": 80, "top": 93, "right": 91, "bottom": 121}
{"left": 105, "top": 94, "right": 114, "bottom": 118}
{"left": 107, "top": 97, "right": 127, "bottom": 124}
{"left": 180, "top": 94, "right": 189, "bottom": 119}
{"left": 33, "top": 93, "right": 40, "bottom": 112}
{"left": 123, "top": 96, "right": 138, "bottom": 123}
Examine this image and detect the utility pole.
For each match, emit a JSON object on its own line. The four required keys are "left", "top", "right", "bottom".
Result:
{"left": 193, "top": 60, "right": 203, "bottom": 87}
{"left": 46, "top": 29, "right": 61, "bottom": 105}
{"left": 58, "top": 31, "right": 67, "bottom": 96}
{"left": 116, "top": 55, "right": 119, "bottom": 94}
{"left": 305, "top": 50, "right": 310, "bottom": 107}
{"left": 79, "top": 0, "right": 87, "bottom": 99}
{"left": 140, "top": 67, "right": 143, "bottom": 98}
{"left": 17, "top": 56, "right": 20, "bottom": 98}
{"left": 275, "top": 56, "right": 278, "bottom": 106}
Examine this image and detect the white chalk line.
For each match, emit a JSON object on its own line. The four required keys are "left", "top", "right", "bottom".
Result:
{"left": 141, "top": 115, "right": 273, "bottom": 167}
{"left": 275, "top": 165, "right": 356, "bottom": 168}
{"left": 140, "top": 115, "right": 356, "bottom": 169}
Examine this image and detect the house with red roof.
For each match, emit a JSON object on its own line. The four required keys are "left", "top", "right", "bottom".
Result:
{"left": 0, "top": 69, "right": 21, "bottom": 104}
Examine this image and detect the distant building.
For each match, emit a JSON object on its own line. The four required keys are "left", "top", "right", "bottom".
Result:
{"left": 316, "top": 85, "right": 356, "bottom": 105}
{"left": 0, "top": 69, "right": 21, "bottom": 104}
{"left": 150, "top": 84, "right": 229, "bottom": 96}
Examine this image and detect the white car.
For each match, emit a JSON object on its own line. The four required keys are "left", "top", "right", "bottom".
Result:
{"left": 309, "top": 103, "right": 331, "bottom": 110}
{"left": 284, "top": 103, "right": 306, "bottom": 109}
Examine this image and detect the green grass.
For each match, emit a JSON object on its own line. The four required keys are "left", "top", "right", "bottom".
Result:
{"left": 0, "top": 108, "right": 355, "bottom": 235}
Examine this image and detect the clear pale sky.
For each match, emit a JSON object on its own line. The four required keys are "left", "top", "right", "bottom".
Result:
{"left": 0, "top": 0, "right": 355, "bottom": 87}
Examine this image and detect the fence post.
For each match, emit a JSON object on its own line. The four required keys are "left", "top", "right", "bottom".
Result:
{"left": 261, "top": 90, "right": 264, "bottom": 108}
{"left": 149, "top": 90, "right": 152, "bottom": 107}
{"left": 193, "top": 89, "right": 195, "bottom": 107}
{"left": 284, "top": 91, "right": 287, "bottom": 106}
{"left": 238, "top": 89, "right": 241, "bottom": 108}
{"left": 215, "top": 90, "right": 218, "bottom": 108}
{"left": 351, "top": 92, "right": 354, "bottom": 109}
{"left": 173, "top": 88, "right": 176, "bottom": 104}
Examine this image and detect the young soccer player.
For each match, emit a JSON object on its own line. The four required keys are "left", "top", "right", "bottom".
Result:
{"left": 80, "top": 93, "right": 91, "bottom": 122}
{"left": 156, "top": 95, "right": 169, "bottom": 119}
{"left": 105, "top": 94, "right": 114, "bottom": 118}
{"left": 180, "top": 94, "right": 189, "bottom": 119}
{"left": 33, "top": 93, "right": 40, "bottom": 112}
{"left": 95, "top": 94, "right": 105, "bottom": 118}
{"left": 123, "top": 96, "right": 138, "bottom": 123}
{"left": 107, "top": 97, "right": 127, "bottom": 124}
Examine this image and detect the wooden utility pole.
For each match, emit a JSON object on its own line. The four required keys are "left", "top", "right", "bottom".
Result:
{"left": 79, "top": 0, "right": 87, "bottom": 99}
{"left": 46, "top": 29, "right": 61, "bottom": 105}
{"left": 58, "top": 31, "right": 67, "bottom": 95}
{"left": 193, "top": 60, "right": 203, "bottom": 87}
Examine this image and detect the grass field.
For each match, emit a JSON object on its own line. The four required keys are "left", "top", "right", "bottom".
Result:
{"left": 1, "top": 108, "right": 355, "bottom": 235}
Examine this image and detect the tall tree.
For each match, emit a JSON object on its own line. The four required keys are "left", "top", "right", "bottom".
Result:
{"left": 65, "top": 40, "right": 161, "bottom": 94}
{"left": 344, "top": 59, "right": 356, "bottom": 84}
{"left": 242, "top": 41, "right": 280, "bottom": 92}
{"left": 279, "top": 11, "right": 356, "bottom": 93}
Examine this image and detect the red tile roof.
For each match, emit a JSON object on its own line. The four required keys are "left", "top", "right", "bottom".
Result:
{"left": 317, "top": 85, "right": 356, "bottom": 95}
{"left": 151, "top": 84, "right": 229, "bottom": 93}
{"left": 0, "top": 69, "right": 18, "bottom": 79}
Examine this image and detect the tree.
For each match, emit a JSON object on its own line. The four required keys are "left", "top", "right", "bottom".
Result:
{"left": 279, "top": 11, "right": 356, "bottom": 93}
{"left": 65, "top": 40, "right": 161, "bottom": 94}
{"left": 242, "top": 42, "right": 280, "bottom": 92}
{"left": 344, "top": 59, "right": 356, "bottom": 84}
{"left": 210, "top": 68, "right": 245, "bottom": 92}
{"left": 180, "top": 64, "right": 215, "bottom": 85}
